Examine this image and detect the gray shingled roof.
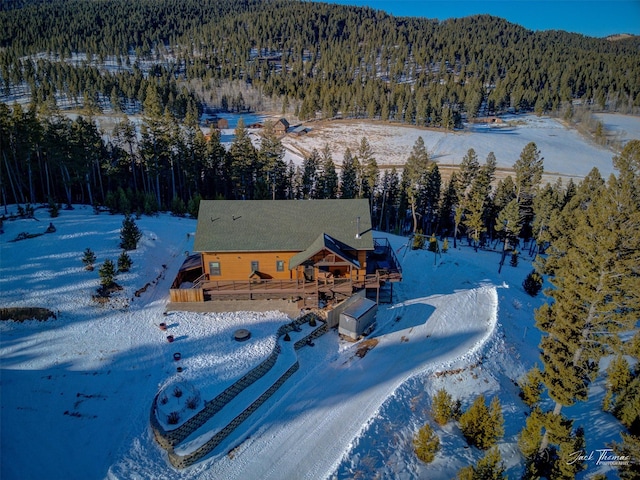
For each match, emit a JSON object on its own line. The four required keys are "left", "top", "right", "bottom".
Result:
{"left": 289, "top": 233, "right": 361, "bottom": 270}
{"left": 193, "top": 199, "right": 374, "bottom": 253}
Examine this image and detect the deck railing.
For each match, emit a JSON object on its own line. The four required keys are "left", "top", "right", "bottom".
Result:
{"left": 372, "top": 237, "right": 403, "bottom": 280}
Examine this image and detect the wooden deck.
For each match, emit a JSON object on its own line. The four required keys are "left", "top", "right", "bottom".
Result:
{"left": 169, "top": 237, "right": 402, "bottom": 305}
{"left": 198, "top": 275, "right": 380, "bottom": 300}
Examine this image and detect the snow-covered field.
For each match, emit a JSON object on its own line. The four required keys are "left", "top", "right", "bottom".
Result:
{"left": 595, "top": 113, "right": 640, "bottom": 146}
{"left": 280, "top": 114, "right": 640, "bottom": 181}
{"left": 0, "top": 207, "right": 625, "bottom": 479}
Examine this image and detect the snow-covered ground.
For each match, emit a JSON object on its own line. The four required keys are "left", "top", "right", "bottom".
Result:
{"left": 0, "top": 206, "right": 626, "bottom": 479}
{"left": 594, "top": 113, "right": 640, "bottom": 146}
{"left": 281, "top": 115, "right": 636, "bottom": 181}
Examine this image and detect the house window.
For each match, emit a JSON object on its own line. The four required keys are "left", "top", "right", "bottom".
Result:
{"left": 251, "top": 261, "right": 259, "bottom": 272}
{"left": 209, "top": 261, "right": 221, "bottom": 276}
{"left": 276, "top": 260, "right": 284, "bottom": 272}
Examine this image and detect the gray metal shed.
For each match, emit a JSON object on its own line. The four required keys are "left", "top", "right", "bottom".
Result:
{"left": 338, "top": 297, "right": 377, "bottom": 340}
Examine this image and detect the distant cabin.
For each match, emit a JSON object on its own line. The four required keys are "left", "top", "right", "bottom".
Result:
{"left": 274, "top": 118, "right": 290, "bottom": 135}
{"left": 216, "top": 118, "right": 229, "bottom": 129}
{"left": 291, "top": 125, "right": 310, "bottom": 136}
{"left": 471, "top": 116, "right": 504, "bottom": 125}
{"left": 170, "top": 199, "right": 402, "bottom": 308}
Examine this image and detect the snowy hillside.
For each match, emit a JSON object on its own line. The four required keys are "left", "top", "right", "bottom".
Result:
{"left": 0, "top": 206, "right": 624, "bottom": 479}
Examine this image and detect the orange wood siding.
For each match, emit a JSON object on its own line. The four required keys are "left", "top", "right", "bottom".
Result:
{"left": 170, "top": 288, "right": 204, "bottom": 302}
{"left": 202, "top": 251, "right": 298, "bottom": 280}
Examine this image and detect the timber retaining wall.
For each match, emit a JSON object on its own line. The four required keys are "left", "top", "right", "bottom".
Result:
{"left": 151, "top": 312, "right": 327, "bottom": 467}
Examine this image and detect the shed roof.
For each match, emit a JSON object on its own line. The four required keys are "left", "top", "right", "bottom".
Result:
{"left": 193, "top": 199, "right": 374, "bottom": 253}
{"left": 342, "top": 297, "right": 377, "bottom": 319}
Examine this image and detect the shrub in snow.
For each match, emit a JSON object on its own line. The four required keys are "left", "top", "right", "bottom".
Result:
{"left": 117, "top": 251, "right": 132, "bottom": 272}
{"left": 186, "top": 396, "right": 198, "bottom": 410}
{"left": 167, "top": 411, "right": 180, "bottom": 425}
{"left": 171, "top": 196, "right": 187, "bottom": 216}
{"left": 159, "top": 395, "right": 168, "bottom": 405}
{"left": 173, "top": 386, "right": 183, "bottom": 398}
{"left": 120, "top": 214, "right": 142, "bottom": 250}
{"left": 187, "top": 194, "right": 201, "bottom": 218}
{"left": 284, "top": 332, "right": 291, "bottom": 341}
{"left": 427, "top": 234, "right": 438, "bottom": 253}
{"left": 413, "top": 422, "right": 439, "bottom": 464}
{"left": 442, "top": 238, "right": 449, "bottom": 253}
{"left": 82, "top": 248, "right": 96, "bottom": 271}
{"left": 459, "top": 395, "right": 504, "bottom": 450}
{"left": 98, "top": 259, "right": 117, "bottom": 288}
{"left": 522, "top": 270, "right": 543, "bottom": 296}
{"left": 412, "top": 231, "right": 425, "bottom": 250}
{"left": 48, "top": 198, "right": 59, "bottom": 218}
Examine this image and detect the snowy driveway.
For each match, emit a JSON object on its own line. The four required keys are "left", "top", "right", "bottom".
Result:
{"left": 195, "top": 286, "right": 498, "bottom": 480}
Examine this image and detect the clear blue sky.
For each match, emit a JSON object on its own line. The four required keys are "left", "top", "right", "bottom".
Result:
{"left": 326, "top": 0, "right": 640, "bottom": 38}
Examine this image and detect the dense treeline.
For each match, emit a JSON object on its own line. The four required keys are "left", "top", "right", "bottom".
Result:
{"left": 1, "top": 0, "right": 639, "bottom": 121}
{"left": 0, "top": 95, "right": 607, "bottom": 261}
{"left": 515, "top": 140, "right": 640, "bottom": 477}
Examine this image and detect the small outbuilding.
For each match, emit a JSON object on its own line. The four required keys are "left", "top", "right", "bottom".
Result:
{"left": 274, "top": 118, "right": 290, "bottom": 135}
{"left": 338, "top": 296, "right": 377, "bottom": 340}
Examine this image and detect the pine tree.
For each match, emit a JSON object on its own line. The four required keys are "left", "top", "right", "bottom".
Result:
{"left": 613, "top": 376, "right": 640, "bottom": 433}
{"left": 442, "top": 238, "right": 449, "bottom": 253}
{"left": 535, "top": 141, "right": 640, "bottom": 454}
{"left": 439, "top": 176, "right": 458, "bottom": 238}
{"left": 82, "top": 247, "right": 96, "bottom": 271}
{"left": 340, "top": 148, "right": 357, "bottom": 199}
{"left": 522, "top": 270, "right": 543, "bottom": 297}
{"left": 413, "top": 422, "right": 440, "bottom": 464}
{"left": 612, "top": 432, "right": 640, "bottom": 480}
{"left": 606, "top": 355, "right": 632, "bottom": 396}
{"left": 376, "top": 168, "right": 400, "bottom": 231}
{"left": 457, "top": 448, "right": 506, "bottom": 480}
{"left": 431, "top": 388, "right": 454, "bottom": 425}
{"left": 495, "top": 199, "right": 521, "bottom": 273}
{"left": 519, "top": 366, "right": 544, "bottom": 407}
{"left": 228, "top": 118, "right": 258, "bottom": 199}
{"left": 531, "top": 181, "right": 562, "bottom": 254}
{"left": 419, "top": 164, "right": 441, "bottom": 235}
{"left": 357, "top": 137, "right": 378, "bottom": 201}
{"left": 427, "top": 233, "right": 438, "bottom": 253}
{"left": 316, "top": 144, "right": 339, "bottom": 199}
{"left": 140, "top": 83, "right": 172, "bottom": 208}
{"left": 513, "top": 142, "right": 544, "bottom": 240}
{"left": 301, "top": 149, "right": 320, "bottom": 199}
{"left": 403, "top": 137, "right": 431, "bottom": 233}
{"left": 258, "top": 120, "right": 286, "bottom": 200}
{"left": 459, "top": 395, "right": 504, "bottom": 450}
{"left": 98, "top": 259, "right": 116, "bottom": 288}
{"left": 453, "top": 149, "right": 479, "bottom": 247}
{"left": 518, "top": 407, "right": 546, "bottom": 459}
{"left": 120, "top": 214, "right": 142, "bottom": 250}
{"left": 117, "top": 251, "right": 132, "bottom": 272}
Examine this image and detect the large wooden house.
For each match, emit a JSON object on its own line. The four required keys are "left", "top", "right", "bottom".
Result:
{"left": 170, "top": 199, "right": 401, "bottom": 307}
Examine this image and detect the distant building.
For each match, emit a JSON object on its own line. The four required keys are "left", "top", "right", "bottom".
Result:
{"left": 274, "top": 118, "right": 290, "bottom": 135}
{"left": 291, "top": 125, "right": 310, "bottom": 136}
